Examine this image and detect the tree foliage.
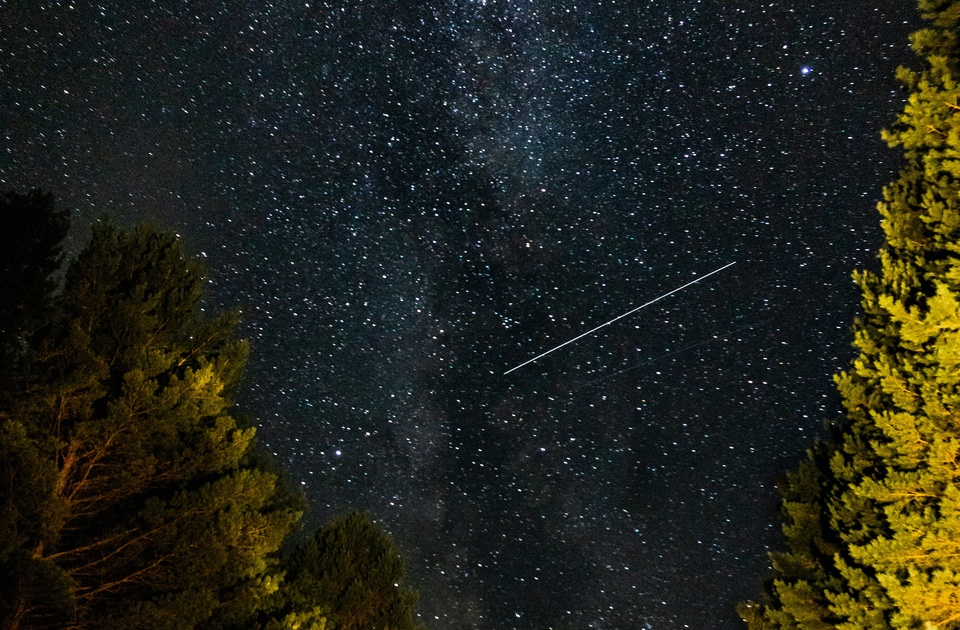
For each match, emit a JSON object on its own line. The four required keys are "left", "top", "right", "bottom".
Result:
{"left": 279, "top": 512, "right": 421, "bottom": 630}
{"left": 0, "top": 222, "right": 302, "bottom": 629}
{"left": 0, "top": 211, "right": 425, "bottom": 629}
{"left": 740, "top": 1, "right": 960, "bottom": 627}
{"left": 0, "top": 189, "right": 69, "bottom": 370}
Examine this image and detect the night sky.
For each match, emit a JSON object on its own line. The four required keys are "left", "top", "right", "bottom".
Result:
{"left": 1, "top": 1, "right": 918, "bottom": 627}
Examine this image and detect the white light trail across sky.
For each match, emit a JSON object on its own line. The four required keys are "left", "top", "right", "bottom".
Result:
{"left": 503, "top": 261, "right": 737, "bottom": 375}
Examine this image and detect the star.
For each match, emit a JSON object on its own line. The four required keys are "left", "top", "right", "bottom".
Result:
{"left": 0, "top": 1, "right": 918, "bottom": 627}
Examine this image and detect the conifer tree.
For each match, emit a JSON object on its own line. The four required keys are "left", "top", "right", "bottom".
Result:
{"left": 0, "top": 189, "right": 69, "bottom": 368}
{"left": 0, "top": 223, "right": 301, "bottom": 629}
{"left": 278, "top": 512, "right": 420, "bottom": 630}
{"left": 741, "top": 1, "right": 960, "bottom": 627}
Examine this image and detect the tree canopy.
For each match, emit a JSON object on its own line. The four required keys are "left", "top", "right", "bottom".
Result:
{"left": 0, "top": 211, "right": 423, "bottom": 629}
{"left": 740, "top": 1, "right": 960, "bottom": 627}
{"left": 279, "top": 512, "right": 421, "bottom": 630}
{"left": 0, "top": 222, "right": 303, "bottom": 628}
{"left": 0, "top": 189, "right": 68, "bottom": 370}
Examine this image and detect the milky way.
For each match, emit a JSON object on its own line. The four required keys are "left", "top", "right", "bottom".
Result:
{"left": 1, "top": 1, "right": 916, "bottom": 627}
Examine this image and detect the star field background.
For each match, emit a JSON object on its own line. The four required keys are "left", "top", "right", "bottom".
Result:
{"left": 1, "top": 1, "right": 917, "bottom": 627}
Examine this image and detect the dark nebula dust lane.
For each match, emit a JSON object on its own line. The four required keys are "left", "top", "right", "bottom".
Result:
{"left": 1, "top": 1, "right": 916, "bottom": 627}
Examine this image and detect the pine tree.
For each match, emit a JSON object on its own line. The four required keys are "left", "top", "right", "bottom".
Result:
{"left": 0, "top": 223, "right": 301, "bottom": 629}
{"left": 0, "top": 189, "right": 69, "bottom": 368}
{"left": 0, "top": 189, "right": 71, "bottom": 629}
{"left": 279, "top": 512, "right": 420, "bottom": 630}
{"left": 741, "top": 1, "right": 960, "bottom": 627}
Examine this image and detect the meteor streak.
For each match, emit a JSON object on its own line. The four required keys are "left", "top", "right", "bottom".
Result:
{"left": 503, "top": 261, "right": 736, "bottom": 375}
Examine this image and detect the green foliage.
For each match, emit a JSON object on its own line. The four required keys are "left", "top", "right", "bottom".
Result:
{"left": 279, "top": 512, "right": 421, "bottom": 630}
{"left": 0, "top": 223, "right": 302, "bottom": 628}
{"left": 0, "top": 216, "right": 425, "bottom": 629}
{"left": 741, "top": 1, "right": 960, "bottom": 628}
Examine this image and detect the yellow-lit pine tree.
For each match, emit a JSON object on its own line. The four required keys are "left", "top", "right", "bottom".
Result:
{"left": 740, "top": 1, "right": 960, "bottom": 627}
{"left": 0, "top": 224, "right": 302, "bottom": 629}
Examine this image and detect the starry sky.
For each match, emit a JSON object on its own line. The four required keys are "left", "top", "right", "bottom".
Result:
{"left": 1, "top": 1, "right": 918, "bottom": 627}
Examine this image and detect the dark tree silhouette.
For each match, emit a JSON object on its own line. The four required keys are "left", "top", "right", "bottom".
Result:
{"left": 0, "top": 189, "right": 68, "bottom": 369}
{"left": 280, "top": 512, "right": 421, "bottom": 630}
